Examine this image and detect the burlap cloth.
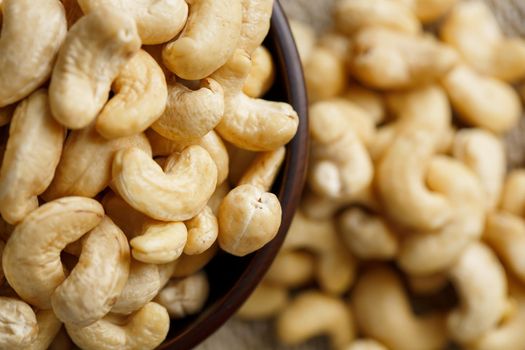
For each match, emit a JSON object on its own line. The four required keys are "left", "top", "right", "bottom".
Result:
{"left": 197, "top": 1, "right": 525, "bottom": 349}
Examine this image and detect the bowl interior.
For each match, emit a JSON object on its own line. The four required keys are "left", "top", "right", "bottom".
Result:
{"left": 158, "top": 2, "right": 308, "bottom": 349}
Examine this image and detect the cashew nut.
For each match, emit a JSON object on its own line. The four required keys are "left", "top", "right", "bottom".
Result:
{"left": 2, "top": 197, "right": 104, "bottom": 309}
{"left": 406, "top": 0, "right": 457, "bottom": 23}
{"left": 318, "top": 31, "right": 351, "bottom": 60}
{"left": 500, "top": 169, "right": 525, "bottom": 216}
{"left": 289, "top": 19, "right": 316, "bottom": 63}
{"left": 0, "top": 0, "right": 67, "bottom": 107}
{"left": 208, "top": 181, "right": 231, "bottom": 215}
{"left": 173, "top": 243, "right": 219, "bottom": 278}
{"left": 440, "top": 0, "right": 525, "bottom": 82}
{"left": 95, "top": 50, "right": 168, "bottom": 139}
{"left": 338, "top": 207, "right": 398, "bottom": 260}
{"left": 343, "top": 85, "right": 385, "bottom": 125}
{"left": 237, "top": 283, "right": 288, "bottom": 320}
{"left": 66, "top": 302, "right": 169, "bottom": 350}
{"left": 352, "top": 266, "right": 447, "bottom": 350}
{"left": 162, "top": 0, "right": 242, "bottom": 80}
{"left": 304, "top": 46, "right": 347, "bottom": 102}
{"left": 44, "top": 125, "right": 151, "bottom": 200}
{"left": 154, "top": 272, "right": 209, "bottom": 319}
{"left": 212, "top": 49, "right": 299, "bottom": 151}
{"left": 0, "top": 297, "right": 38, "bottom": 349}
{"left": 237, "top": 0, "right": 273, "bottom": 55}
{"left": 130, "top": 221, "right": 187, "bottom": 264}
{"left": 350, "top": 27, "right": 457, "bottom": 89}
{"left": 112, "top": 145, "right": 217, "bottom": 221}
{"left": 0, "top": 89, "right": 65, "bottom": 224}
{"left": 442, "top": 64, "right": 521, "bottom": 134}
{"left": 238, "top": 146, "right": 285, "bottom": 191}
{"left": 49, "top": 8, "right": 141, "bottom": 129}
{"left": 243, "top": 46, "right": 275, "bottom": 98}
{"left": 447, "top": 241, "right": 508, "bottom": 344}
{"left": 151, "top": 78, "right": 224, "bottom": 144}
{"left": 25, "top": 309, "right": 62, "bottom": 350}
{"left": 346, "top": 339, "right": 388, "bottom": 350}
{"left": 184, "top": 206, "right": 218, "bottom": 255}
{"left": 277, "top": 291, "right": 355, "bottom": 350}
{"left": 78, "top": 0, "right": 188, "bottom": 45}
{"left": 335, "top": 0, "right": 420, "bottom": 36}
{"left": 264, "top": 250, "right": 315, "bottom": 288}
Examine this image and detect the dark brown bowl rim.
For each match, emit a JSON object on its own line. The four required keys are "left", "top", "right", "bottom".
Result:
{"left": 158, "top": 1, "right": 308, "bottom": 349}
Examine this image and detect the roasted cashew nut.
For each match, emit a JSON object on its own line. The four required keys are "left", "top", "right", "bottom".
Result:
{"left": 44, "top": 125, "right": 151, "bottom": 200}
{"left": 352, "top": 266, "right": 447, "bottom": 350}
{"left": 112, "top": 145, "right": 217, "bottom": 221}
{"left": 151, "top": 78, "right": 224, "bottom": 144}
{"left": 2, "top": 197, "right": 104, "bottom": 309}
{"left": 154, "top": 272, "right": 209, "bottom": 319}
{"left": 51, "top": 216, "right": 130, "bottom": 327}
{"left": 78, "top": 0, "right": 188, "bottom": 45}
{"left": 0, "top": 89, "right": 65, "bottom": 224}
{"left": 184, "top": 206, "right": 218, "bottom": 255}
{"left": 66, "top": 302, "right": 170, "bottom": 350}
{"left": 277, "top": 291, "right": 356, "bottom": 350}
{"left": 49, "top": 8, "right": 141, "bottom": 129}
{"left": 130, "top": 221, "right": 187, "bottom": 264}
{"left": 213, "top": 49, "right": 299, "bottom": 151}
{"left": 264, "top": 250, "right": 315, "bottom": 288}
{"left": 95, "top": 50, "right": 168, "bottom": 139}
{"left": 0, "top": 0, "right": 67, "bottom": 107}
{"left": 26, "top": 309, "right": 62, "bottom": 350}
{"left": 0, "top": 297, "right": 38, "bottom": 348}
{"left": 237, "top": 282, "right": 288, "bottom": 320}
{"left": 243, "top": 46, "right": 275, "bottom": 98}
{"left": 162, "top": 0, "right": 242, "bottom": 80}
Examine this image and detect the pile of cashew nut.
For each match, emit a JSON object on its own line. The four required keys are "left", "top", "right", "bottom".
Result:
{"left": 238, "top": 1, "right": 525, "bottom": 349}
{"left": 0, "top": 0, "right": 299, "bottom": 349}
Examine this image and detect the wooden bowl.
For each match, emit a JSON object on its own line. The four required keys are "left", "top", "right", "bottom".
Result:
{"left": 158, "top": 2, "right": 308, "bottom": 349}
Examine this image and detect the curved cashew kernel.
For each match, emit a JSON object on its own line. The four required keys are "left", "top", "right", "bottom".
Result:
{"left": 440, "top": 1, "right": 525, "bottom": 82}
{"left": 25, "top": 309, "right": 62, "bottom": 350}
{"left": 304, "top": 46, "right": 347, "bottom": 103}
{"left": 238, "top": 147, "right": 285, "bottom": 191}
{"left": 0, "top": 104, "right": 15, "bottom": 127}
{"left": 154, "top": 272, "right": 209, "bottom": 319}
{"left": 2, "top": 197, "right": 104, "bottom": 309}
{"left": 130, "top": 221, "right": 187, "bottom": 264}
{"left": 184, "top": 206, "right": 218, "bottom": 255}
{"left": 442, "top": 65, "right": 521, "bottom": 134}
{"left": 51, "top": 216, "right": 130, "bottom": 327}
{"left": 213, "top": 49, "right": 299, "bottom": 151}
{"left": 335, "top": 0, "right": 419, "bottom": 36}
{"left": 398, "top": 156, "right": 485, "bottom": 275}
{"left": 151, "top": 78, "right": 224, "bottom": 144}
{"left": 112, "top": 145, "right": 217, "bottom": 221}
{"left": 453, "top": 128, "right": 505, "bottom": 210}
{"left": 243, "top": 46, "right": 275, "bottom": 98}
{"left": 500, "top": 170, "right": 525, "bottom": 217}
{"left": 406, "top": 272, "right": 449, "bottom": 295}
{"left": 62, "top": 0, "right": 84, "bottom": 28}
{"left": 265, "top": 250, "right": 315, "bottom": 288}
{"left": 95, "top": 50, "right": 168, "bottom": 139}
{"left": 237, "top": 0, "right": 273, "bottom": 55}
{"left": 338, "top": 207, "right": 398, "bottom": 260}
{"left": 289, "top": 20, "right": 316, "bottom": 64}
{"left": 78, "top": 0, "right": 187, "bottom": 45}
{"left": 173, "top": 243, "right": 219, "bottom": 278}
{"left": 277, "top": 291, "right": 355, "bottom": 350}
{"left": 162, "top": 0, "right": 242, "bottom": 80}
{"left": 447, "top": 241, "right": 508, "bottom": 344}
{"left": 66, "top": 302, "right": 169, "bottom": 350}
{"left": 218, "top": 184, "right": 281, "bottom": 256}
{"left": 0, "top": 297, "right": 38, "bottom": 348}
{"left": 208, "top": 181, "right": 231, "bottom": 215}
{"left": 350, "top": 27, "right": 457, "bottom": 90}
{"left": 353, "top": 266, "right": 447, "bottom": 350}
{"left": 0, "top": 90, "right": 65, "bottom": 224}
{"left": 484, "top": 212, "right": 525, "bottom": 285}
{"left": 49, "top": 8, "right": 141, "bottom": 129}
{"left": 343, "top": 85, "right": 385, "bottom": 125}
{"left": 237, "top": 283, "right": 288, "bottom": 320}
{"left": 346, "top": 339, "right": 388, "bottom": 350}
{"left": 44, "top": 126, "right": 151, "bottom": 200}
{"left": 0, "top": 0, "right": 67, "bottom": 107}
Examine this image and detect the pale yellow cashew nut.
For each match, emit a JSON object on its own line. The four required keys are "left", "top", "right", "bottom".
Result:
{"left": 51, "top": 216, "right": 130, "bottom": 327}
{"left": 243, "top": 46, "right": 275, "bottom": 98}
{"left": 184, "top": 206, "right": 218, "bottom": 255}
{"left": 352, "top": 266, "right": 447, "bottom": 350}
{"left": 78, "top": 0, "right": 188, "bottom": 45}
{"left": 0, "top": 89, "right": 65, "bottom": 224}
{"left": 49, "top": 8, "right": 141, "bottom": 129}
{"left": 237, "top": 283, "right": 288, "bottom": 320}
{"left": 173, "top": 244, "right": 219, "bottom": 278}
{"left": 500, "top": 169, "right": 525, "bottom": 216}
{"left": 44, "top": 125, "right": 151, "bottom": 200}
{"left": 66, "top": 302, "right": 169, "bottom": 350}
{"left": 0, "top": 0, "right": 67, "bottom": 107}
{"left": 162, "top": 0, "right": 242, "bottom": 80}
{"left": 237, "top": 0, "right": 273, "bottom": 55}
{"left": 95, "top": 50, "right": 168, "bottom": 139}
{"left": 277, "top": 291, "right": 356, "bottom": 350}
{"left": 343, "top": 85, "right": 386, "bottom": 125}
{"left": 238, "top": 146, "right": 286, "bottom": 190}
{"left": 264, "top": 250, "right": 315, "bottom": 288}
{"left": 208, "top": 182, "right": 231, "bottom": 215}
{"left": 25, "top": 309, "right": 62, "bottom": 350}
{"left": 2, "top": 197, "right": 104, "bottom": 309}
{"left": 130, "top": 221, "right": 188, "bottom": 264}
{"left": 112, "top": 145, "right": 217, "bottom": 221}
{"left": 0, "top": 297, "right": 38, "bottom": 348}
{"left": 304, "top": 46, "right": 347, "bottom": 103}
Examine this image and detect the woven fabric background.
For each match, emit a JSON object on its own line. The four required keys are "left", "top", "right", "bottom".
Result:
{"left": 197, "top": 0, "right": 525, "bottom": 349}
